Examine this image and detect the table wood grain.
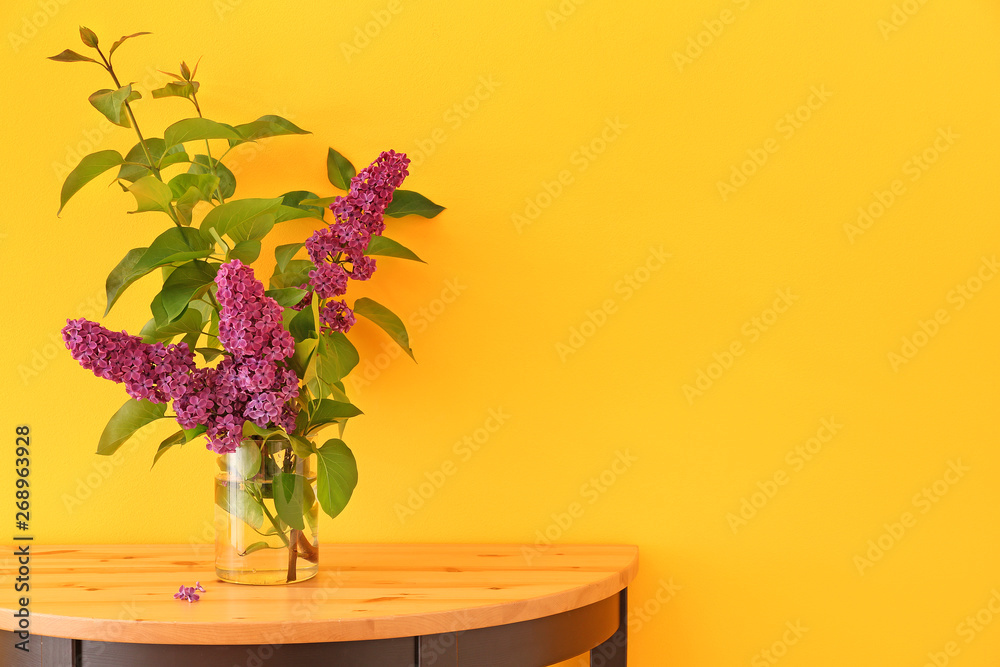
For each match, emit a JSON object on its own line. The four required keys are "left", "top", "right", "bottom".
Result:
{"left": 0, "top": 544, "right": 637, "bottom": 646}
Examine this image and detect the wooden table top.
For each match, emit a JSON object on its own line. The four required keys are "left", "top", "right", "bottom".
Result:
{"left": 0, "top": 544, "right": 638, "bottom": 645}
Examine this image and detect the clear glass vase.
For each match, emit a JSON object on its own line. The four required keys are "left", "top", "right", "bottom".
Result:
{"left": 214, "top": 437, "right": 319, "bottom": 585}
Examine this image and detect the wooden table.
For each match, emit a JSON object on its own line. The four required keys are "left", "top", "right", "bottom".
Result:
{"left": 1, "top": 544, "right": 638, "bottom": 666}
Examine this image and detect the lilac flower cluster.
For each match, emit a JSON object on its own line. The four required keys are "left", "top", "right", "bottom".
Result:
{"left": 175, "top": 261, "right": 299, "bottom": 454}
{"left": 330, "top": 150, "right": 410, "bottom": 243}
{"left": 319, "top": 300, "right": 357, "bottom": 333}
{"left": 63, "top": 261, "right": 300, "bottom": 456}
{"left": 173, "top": 581, "right": 205, "bottom": 602}
{"left": 305, "top": 150, "right": 410, "bottom": 333}
{"left": 62, "top": 319, "right": 195, "bottom": 403}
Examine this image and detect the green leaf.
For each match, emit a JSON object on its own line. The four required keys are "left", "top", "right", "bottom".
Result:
{"left": 134, "top": 227, "right": 213, "bottom": 274}
{"left": 199, "top": 197, "right": 281, "bottom": 241}
{"left": 315, "top": 439, "right": 358, "bottom": 519}
{"left": 152, "top": 431, "right": 184, "bottom": 468}
{"left": 289, "top": 306, "right": 316, "bottom": 342}
{"left": 140, "top": 308, "right": 204, "bottom": 343}
{"left": 151, "top": 425, "right": 203, "bottom": 468}
{"left": 185, "top": 425, "right": 207, "bottom": 441}
{"left": 97, "top": 399, "right": 167, "bottom": 456}
{"left": 270, "top": 259, "right": 314, "bottom": 290}
{"left": 231, "top": 115, "right": 310, "bottom": 145}
{"left": 228, "top": 213, "right": 275, "bottom": 243}
{"left": 150, "top": 292, "right": 169, "bottom": 326}
{"left": 215, "top": 482, "right": 264, "bottom": 530}
{"left": 280, "top": 191, "right": 324, "bottom": 215}
{"left": 384, "top": 190, "right": 445, "bottom": 218}
{"left": 316, "top": 332, "right": 360, "bottom": 385}
{"left": 168, "top": 173, "right": 218, "bottom": 201}
{"left": 353, "top": 297, "right": 415, "bottom": 360}
{"left": 174, "top": 186, "right": 201, "bottom": 226}
{"left": 79, "top": 26, "right": 99, "bottom": 48}
{"left": 159, "top": 260, "right": 219, "bottom": 321}
{"left": 105, "top": 247, "right": 150, "bottom": 316}
{"left": 289, "top": 435, "right": 316, "bottom": 459}
{"left": 364, "top": 235, "right": 424, "bottom": 262}
{"left": 197, "top": 347, "right": 225, "bottom": 362}
{"left": 48, "top": 49, "right": 98, "bottom": 64}
{"left": 228, "top": 240, "right": 261, "bottom": 263}
{"left": 189, "top": 155, "right": 235, "bottom": 200}
{"left": 239, "top": 541, "right": 272, "bottom": 556}
{"left": 117, "top": 139, "right": 185, "bottom": 183}
{"left": 231, "top": 441, "right": 262, "bottom": 479}
{"left": 109, "top": 31, "right": 151, "bottom": 58}
{"left": 243, "top": 422, "right": 281, "bottom": 440}
{"left": 273, "top": 472, "right": 307, "bottom": 530}
{"left": 326, "top": 148, "right": 356, "bottom": 190}
{"left": 152, "top": 80, "right": 200, "bottom": 100}
{"left": 274, "top": 205, "right": 320, "bottom": 222}
{"left": 58, "top": 150, "right": 124, "bottom": 214}
{"left": 164, "top": 118, "right": 242, "bottom": 148}
{"left": 128, "top": 175, "right": 173, "bottom": 214}
{"left": 159, "top": 150, "right": 190, "bottom": 170}
{"left": 308, "top": 398, "right": 363, "bottom": 433}
{"left": 265, "top": 287, "right": 308, "bottom": 308}
{"left": 288, "top": 338, "right": 317, "bottom": 376}
{"left": 275, "top": 243, "right": 304, "bottom": 272}
{"left": 89, "top": 85, "right": 133, "bottom": 128}
{"left": 298, "top": 196, "right": 337, "bottom": 207}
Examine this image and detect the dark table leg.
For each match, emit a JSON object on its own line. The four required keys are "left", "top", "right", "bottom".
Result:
{"left": 590, "top": 588, "right": 627, "bottom": 666}
{"left": 41, "top": 636, "right": 77, "bottom": 666}
{"left": 417, "top": 632, "right": 458, "bottom": 666}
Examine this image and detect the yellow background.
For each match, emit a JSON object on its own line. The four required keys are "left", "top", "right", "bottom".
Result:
{"left": 2, "top": 0, "right": 1000, "bottom": 664}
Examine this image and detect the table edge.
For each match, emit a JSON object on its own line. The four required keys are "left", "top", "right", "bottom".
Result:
{"left": 0, "top": 543, "right": 639, "bottom": 645}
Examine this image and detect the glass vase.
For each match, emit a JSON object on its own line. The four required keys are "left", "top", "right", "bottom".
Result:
{"left": 214, "top": 437, "right": 319, "bottom": 585}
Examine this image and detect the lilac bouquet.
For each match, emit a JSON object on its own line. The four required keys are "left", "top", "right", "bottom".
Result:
{"left": 51, "top": 28, "right": 443, "bottom": 583}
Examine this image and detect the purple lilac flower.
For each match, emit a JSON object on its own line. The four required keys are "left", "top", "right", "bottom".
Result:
{"left": 62, "top": 319, "right": 195, "bottom": 403}
{"left": 172, "top": 359, "right": 250, "bottom": 455}
{"left": 207, "top": 261, "right": 299, "bottom": 450}
{"left": 305, "top": 253, "right": 348, "bottom": 299}
{"left": 330, "top": 150, "right": 410, "bottom": 244}
{"left": 63, "top": 261, "right": 302, "bottom": 456}
{"left": 216, "top": 261, "right": 294, "bottom": 362}
{"left": 174, "top": 581, "right": 206, "bottom": 602}
{"left": 347, "top": 255, "right": 376, "bottom": 282}
{"left": 301, "top": 150, "right": 410, "bottom": 315}
{"left": 319, "top": 300, "right": 357, "bottom": 333}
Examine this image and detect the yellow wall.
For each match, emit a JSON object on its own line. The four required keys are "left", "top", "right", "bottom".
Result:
{"left": 3, "top": 0, "right": 1000, "bottom": 664}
